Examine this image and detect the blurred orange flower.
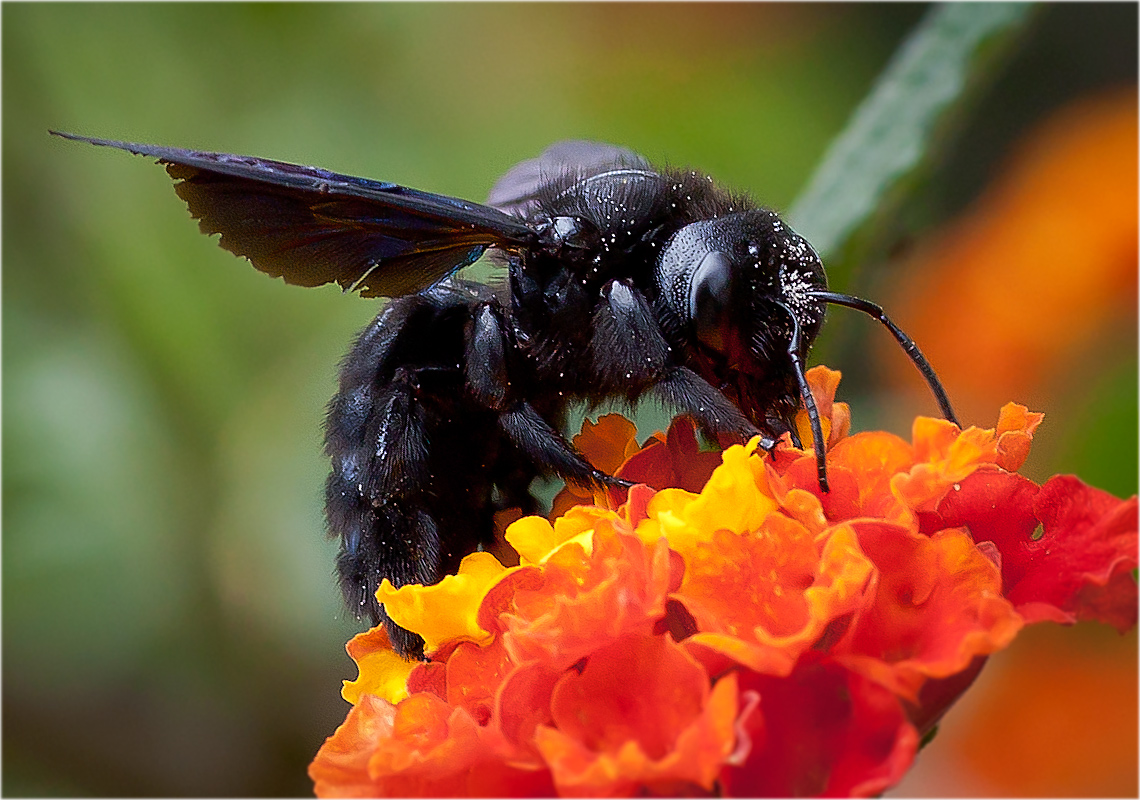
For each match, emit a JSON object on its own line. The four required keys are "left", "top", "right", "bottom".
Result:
{"left": 883, "top": 90, "right": 1138, "bottom": 420}
{"left": 879, "top": 91, "right": 1139, "bottom": 795}
{"left": 310, "top": 367, "right": 1137, "bottom": 797}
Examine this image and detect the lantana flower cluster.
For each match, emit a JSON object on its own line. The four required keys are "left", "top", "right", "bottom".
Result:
{"left": 310, "top": 367, "right": 1137, "bottom": 797}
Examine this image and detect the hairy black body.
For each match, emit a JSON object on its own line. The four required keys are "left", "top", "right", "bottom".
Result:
{"left": 53, "top": 134, "right": 957, "bottom": 658}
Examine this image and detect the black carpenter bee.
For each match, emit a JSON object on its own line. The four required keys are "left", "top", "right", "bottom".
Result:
{"left": 54, "top": 133, "right": 957, "bottom": 657}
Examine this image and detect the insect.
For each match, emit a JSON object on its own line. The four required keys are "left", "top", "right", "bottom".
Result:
{"left": 54, "top": 132, "right": 958, "bottom": 657}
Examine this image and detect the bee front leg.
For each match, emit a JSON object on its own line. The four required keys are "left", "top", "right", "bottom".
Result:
{"left": 592, "top": 278, "right": 760, "bottom": 444}
{"left": 651, "top": 366, "right": 760, "bottom": 444}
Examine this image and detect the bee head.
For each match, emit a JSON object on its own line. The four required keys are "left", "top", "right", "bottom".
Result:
{"left": 657, "top": 208, "right": 958, "bottom": 494}
{"left": 657, "top": 209, "right": 827, "bottom": 384}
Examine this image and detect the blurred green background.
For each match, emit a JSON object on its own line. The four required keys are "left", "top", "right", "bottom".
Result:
{"left": 4, "top": 3, "right": 1135, "bottom": 796}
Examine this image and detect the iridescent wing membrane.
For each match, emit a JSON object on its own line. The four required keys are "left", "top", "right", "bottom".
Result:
{"left": 52, "top": 131, "right": 537, "bottom": 298}
{"left": 486, "top": 139, "right": 650, "bottom": 217}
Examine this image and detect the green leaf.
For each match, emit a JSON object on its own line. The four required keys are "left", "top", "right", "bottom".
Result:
{"left": 788, "top": 2, "right": 1035, "bottom": 262}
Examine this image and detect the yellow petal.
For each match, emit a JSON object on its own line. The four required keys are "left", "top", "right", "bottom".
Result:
{"left": 681, "top": 441, "right": 777, "bottom": 536}
{"left": 377, "top": 551, "right": 509, "bottom": 652}
{"left": 505, "top": 516, "right": 562, "bottom": 565}
{"left": 341, "top": 628, "right": 417, "bottom": 705}
{"left": 507, "top": 506, "right": 614, "bottom": 564}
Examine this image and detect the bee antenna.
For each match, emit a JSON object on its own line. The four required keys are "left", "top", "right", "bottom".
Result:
{"left": 808, "top": 290, "right": 960, "bottom": 427}
{"left": 775, "top": 300, "right": 830, "bottom": 493}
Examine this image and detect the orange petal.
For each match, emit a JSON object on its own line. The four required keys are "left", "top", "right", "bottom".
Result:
{"left": 895, "top": 404, "right": 1044, "bottom": 517}
{"left": 835, "top": 522, "right": 1024, "bottom": 702}
{"left": 535, "top": 634, "right": 737, "bottom": 796}
{"left": 994, "top": 402, "right": 1046, "bottom": 472}
{"left": 312, "top": 691, "right": 555, "bottom": 797}
{"left": 792, "top": 365, "right": 851, "bottom": 451}
{"left": 574, "top": 413, "right": 642, "bottom": 475}
{"left": 680, "top": 520, "right": 874, "bottom": 675}
{"left": 500, "top": 525, "right": 677, "bottom": 670}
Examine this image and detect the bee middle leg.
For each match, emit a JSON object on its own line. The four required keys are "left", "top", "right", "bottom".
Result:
{"left": 467, "top": 298, "right": 629, "bottom": 491}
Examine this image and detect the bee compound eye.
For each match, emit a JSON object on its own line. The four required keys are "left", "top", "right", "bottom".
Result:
{"left": 690, "top": 250, "right": 734, "bottom": 352}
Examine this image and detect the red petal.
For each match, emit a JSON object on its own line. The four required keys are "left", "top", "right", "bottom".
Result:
{"left": 834, "top": 521, "right": 1022, "bottom": 702}
{"left": 1029, "top": 476, "right": 1138, "bottom": 631}
{"left": 722, "top": 658, "right": 918, "bottom": 798}
{"left": 608, "top": 416, "right": 723, "bottom": 507}
{"left": 933, "top": 470, "right": 1138, "bottom": 631}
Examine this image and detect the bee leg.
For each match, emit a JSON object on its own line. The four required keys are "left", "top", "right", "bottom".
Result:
{"left": 464, "top": 300, "right": 629, "bottom": 490}
{"left": 464, "top": 303, "right": 512, "bottom": 410}
{"left": 499, "top": 401, "right": 631, "bottom": 489}
{"left": 470, "top": 301, "right": 624, "bottom": 490}
{"left": 652, "top": 366, "right": 761, "bottom": 443}
{"left": 591, "top": 279, "right": 671, "bottom": 397}
{"left": 327, "top": 290, "right": 515, "bottom": 660}
{"left": 592, "top": 279, "right": 759, "bottom": 445}
{"left": 326, "top": 367, "right": 443, "bottom": 659}
{"left": 336, "top": 505, "right": 437, "bottom": 660}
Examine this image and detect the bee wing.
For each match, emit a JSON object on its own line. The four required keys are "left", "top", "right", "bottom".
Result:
{"left": 53, "top": 132, "right": 537, "bottom": 298}
{"left": 487, "top": 139, "right": 650, "bottom": 218}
